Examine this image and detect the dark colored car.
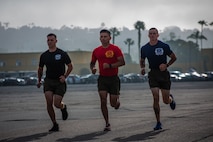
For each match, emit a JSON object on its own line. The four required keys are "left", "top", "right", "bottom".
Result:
{"left": 2, "top": 77, "right": 26, "bottom": 86}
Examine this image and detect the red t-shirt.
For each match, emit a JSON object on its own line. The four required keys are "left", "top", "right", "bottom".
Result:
{"left": 91, "top": 44, "right": 124, "bottom": 76}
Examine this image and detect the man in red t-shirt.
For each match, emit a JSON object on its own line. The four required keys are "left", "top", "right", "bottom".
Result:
{"left": 90, "top": 29, "right": 125, "bottom": 131}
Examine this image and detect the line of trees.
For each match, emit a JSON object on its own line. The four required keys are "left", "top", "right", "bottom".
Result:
{"left": 0, "top": 20, "right": 212, "bottom": 66}
{"left": 109, "top": 20, "right": 145, "bottom": 62}
{"left": 109, "top": 20, "right": 213, "bottom": 63}
{"left": 187, "top": 20, "right": 213, "bottom": 50}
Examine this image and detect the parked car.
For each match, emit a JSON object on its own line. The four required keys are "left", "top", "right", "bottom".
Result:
{"left": 169, "top": 71, "right": 182, "bottom": 82}
{"left": 80, "top": 74, "right": 99, "bottom": 84}
{"left": 2, "top": 77, "right": 26, "bottom": 86}
{"left": 118, "top": 74, "right": 129, "bottom": 83}
{"left": 66, "top": 74, "right": 83, "bottom": 84}
{"left": 0, "top": 78, "right": 5, "bottom": 86}
{"left": 180, "top": 71, "right": 205, "bottom": 81}
{"left": 123, "top": 73, "right": 145, "bottom": 83}
{"left": 170, "top": 69, "right": 208, "bottom": 82}
{"left": 21, "top": 76, "right": 38, "bottom": 85}
{"left": 201, "top": 71, "right": 213, "bottom": 81}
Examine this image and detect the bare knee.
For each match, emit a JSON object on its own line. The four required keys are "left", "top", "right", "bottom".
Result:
{"left": 54, "top": 101, "right": 62, "bottom": 108}
{"left": 54, "top": 103, "right": 61, "bottom": 108}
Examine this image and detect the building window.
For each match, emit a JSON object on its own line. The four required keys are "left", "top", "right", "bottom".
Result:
{"left": 0, "top": 61, "right": 5, "bottom": 67}
{"left": 32, "top": 59, "right": 38, "bottom": 66}
{"left": 16, "top": 60, "right": 21, "bottom": 66}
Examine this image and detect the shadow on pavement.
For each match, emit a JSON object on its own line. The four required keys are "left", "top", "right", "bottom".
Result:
{"left": 56, "top": 131, "right": 107, "bottom": 142}
{"left": 112, "top": 129, "right": 167, "bottom": 142}
{"left": 0, "top": 132, "right": 50, "bottom": 142}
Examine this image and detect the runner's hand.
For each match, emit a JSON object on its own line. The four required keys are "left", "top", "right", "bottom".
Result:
{"left": 37, "top": 82, "right": 41, "bottom": 88}
{"left": 141, "top": 68, "right": 145, "bottom": 75}
{"left": 92, "top": 68, "right": 97, "bottom": 74}
{"left": 59, "top": 75, "right": 66, "bottom": 83}
{"left": 159, "top": 64, "right": 167, "bottom": 71}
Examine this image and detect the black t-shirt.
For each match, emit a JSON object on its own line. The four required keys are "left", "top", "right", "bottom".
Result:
{"left": 39, "top": 48, "right": 71, "bottom": 79}
{"left": 141, "top": 41, "right": 173, "bottom": 69}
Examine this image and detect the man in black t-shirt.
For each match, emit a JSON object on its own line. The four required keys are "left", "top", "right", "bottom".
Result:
{"left": 37, "top": 33, "right": 73, "bottom": 132}
{"left": 140, "top": 28, "right": 177, "bottom": 131}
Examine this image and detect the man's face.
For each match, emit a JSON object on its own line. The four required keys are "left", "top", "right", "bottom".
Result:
{"left": 148, "top": 29, "right": 159, "bottom": 41}
{"left": 47, "top": 35, "right": 57, "bottom": 48}
{"left": 100, "top": 32, "right": 111, "bottom": 44}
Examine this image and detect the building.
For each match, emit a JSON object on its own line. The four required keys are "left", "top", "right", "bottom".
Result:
{"left": 201, "top": 48, "right": 213, "bottom": 72}
{"left": 0, "top": 49, "right": 212, "bottom": 74}
{"left": 0, "top": 51, "right": 139, "bottom": 75}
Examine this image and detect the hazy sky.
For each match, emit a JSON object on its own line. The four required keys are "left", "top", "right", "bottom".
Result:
{"left": 0, "top": 0, "right": 212, "bottom": 31}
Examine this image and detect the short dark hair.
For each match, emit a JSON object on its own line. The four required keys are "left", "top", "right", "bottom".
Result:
{"left": 100, "top": 29, "right": 111, "bottom": 36}
{"left": 47, "top": 33, "right": 57, "bottom": 39}
{"left": 149, "top": 27, "right": 158, "bottom": 33}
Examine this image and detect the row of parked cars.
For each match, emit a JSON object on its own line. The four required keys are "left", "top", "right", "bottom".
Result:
{"left": 66, "top": 73, "right": 146, "bottom": 84}
{"left": 0, "top": 70, "right": 213, "bottom": 86}
{"left": 0, "top": 72, "right": 146, "bottom": 86}
{"left": 0, "top": 72, "right": 38, "bottom": 86}
{"left": 170, "top": 70, "right": 213, "bottom": 82}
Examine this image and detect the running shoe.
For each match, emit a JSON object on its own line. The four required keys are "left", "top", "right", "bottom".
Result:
{"left": 49, "top": 123, "right": 59, "bottom": 132}
{"left": 61, "top": 104, "right": 68, "bottom": 120}
{"left": 169, "top": 94, "right": 176, "bottom": 110}
{"left": 154, "top": 122, "right": 162, "bottom": 130}
{"left": 104, "top": 123, "right": 111, "bottom": 131}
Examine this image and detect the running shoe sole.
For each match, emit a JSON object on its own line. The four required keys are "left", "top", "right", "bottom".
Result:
{"left": 170, "top": 94, "right": 176, "bottom": 110}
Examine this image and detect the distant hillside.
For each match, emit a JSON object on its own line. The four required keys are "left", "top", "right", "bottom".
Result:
{"left": 0, "top": 24, "right": 212, "bottom": 63}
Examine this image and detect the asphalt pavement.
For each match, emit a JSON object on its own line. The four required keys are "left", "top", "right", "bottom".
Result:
{"left": 0, "top": 81, "right": 213, "bottom": 142}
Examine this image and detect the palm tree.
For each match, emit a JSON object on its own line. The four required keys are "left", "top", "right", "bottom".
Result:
{"left": 109, "top": 27, "right": 120, "bottom": 44}
{"left": 187, "top": 31, "right": 199, "bottom": 45}
{"left": 187, "top": 30, "right": 207, "bottom": 48}
{"left": 124, "top": 38, "right": 134, "bottom": 55}
{"left": 134, "top": 21, "right": 145, "bottom": 61}
{"left": 198, "top": 20, "right": 208, "bottom": 49}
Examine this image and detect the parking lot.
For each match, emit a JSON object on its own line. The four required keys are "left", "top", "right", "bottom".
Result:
{"left": 0, "top": 81, "right": 213, "bottom": 142}
{"left": 1, "top": 70, "right": 213, "bottom": 86}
